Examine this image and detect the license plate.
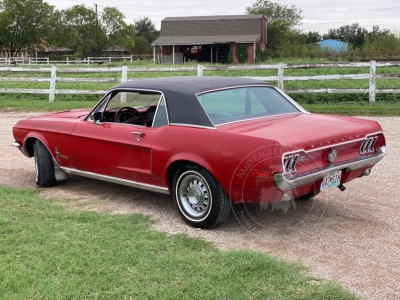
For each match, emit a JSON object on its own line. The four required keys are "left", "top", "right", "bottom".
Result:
{"left": 320, "top": 170, "right": 342, "bottom": 191}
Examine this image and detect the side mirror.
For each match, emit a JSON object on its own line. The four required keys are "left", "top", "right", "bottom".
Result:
{"left": 93, "top": 112, "right": 103, "bottom": 124}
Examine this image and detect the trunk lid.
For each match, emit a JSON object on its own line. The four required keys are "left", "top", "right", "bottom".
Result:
{"left": 219, "top": 113, "right": 379, "bottom": 150}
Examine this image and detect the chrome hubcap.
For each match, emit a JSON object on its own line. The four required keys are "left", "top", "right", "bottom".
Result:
{"left": 177, "top": 172, "right": 211, "bottom": 220}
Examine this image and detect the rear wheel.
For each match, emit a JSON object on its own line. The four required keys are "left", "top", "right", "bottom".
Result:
{"left": 34, "top": 140, "right": 56, "bottom": 187}
{"left": 172, "top": 165, "right": 231, "bottom": 229}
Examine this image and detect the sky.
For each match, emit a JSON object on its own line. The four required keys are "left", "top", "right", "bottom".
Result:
{"left": 45, "top": 0, "right": 400, "bottom": 34}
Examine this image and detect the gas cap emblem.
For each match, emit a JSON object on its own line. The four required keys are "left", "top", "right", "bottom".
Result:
{"left": 327, "top": 149, "right": 337, "bottom": 163}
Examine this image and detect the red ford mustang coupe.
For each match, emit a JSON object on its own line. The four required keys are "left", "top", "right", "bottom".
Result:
{"left": 12, "top": 77, "right": 386, "bottom": 228}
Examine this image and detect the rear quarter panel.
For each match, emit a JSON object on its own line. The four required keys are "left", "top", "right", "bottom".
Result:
{"left": 142, "top": 125, "right": 283, "bottom": 202}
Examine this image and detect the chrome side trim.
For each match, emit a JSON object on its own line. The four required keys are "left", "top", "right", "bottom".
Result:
{"left": 60, "top": 167, "right": 170, "bottom": 195}
{"left": 274, "top": 146, "right": 386, "bottom": 191}
{"left": 215, "top": 112, "right": 301, "bottom": 127}
{"left": 11, "top": 141, "right": 21, "bottom": 147}
{"left": 169, "top": 123, "right": 217, "bottom": 130}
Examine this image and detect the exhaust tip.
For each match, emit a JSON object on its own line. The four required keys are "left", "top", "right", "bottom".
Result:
{"left": 281, "top": 191, "right": 293, "bottom": 201}
{"left": 362, "top": 168, "right": 372, "bottom": 176}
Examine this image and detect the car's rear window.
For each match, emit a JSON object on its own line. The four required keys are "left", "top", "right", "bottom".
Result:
{"left": 197, "top": 86, "right": 300, "bottom": 125}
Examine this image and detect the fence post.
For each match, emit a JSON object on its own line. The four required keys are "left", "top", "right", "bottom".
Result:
{"left": 29, "top": 57, "right": 31, "bottom": 65}
{"left": 121, "top": 65, "right": 128, "bottom": 83}
{"left": 130, "top": 55, "right": 133, "bottom": 64}
{"left": 197, "top": 64, "right": 204, "bottom": 76}
{"left": 87, "top": 57, "right": 90, "bottom": 65}
{"left": 67, "top": 57, "right": 69, "bottom": 65}
{"left": 47, "top": 57, "right": 49, "bottom": 65}
{"left": 278, "top": 63, "right": 284, "bottom": 90}
{"left": 49, "top": 66, "right": 57, "bottom": 102}
{"left": 369, "top": 60, "right": 376, "bottom": 104}
{"left": 120, "top": 66, "right": 128, "bottom": 103}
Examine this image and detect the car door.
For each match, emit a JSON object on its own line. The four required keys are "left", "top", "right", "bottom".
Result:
{"left": 71, "top": 90, "right": 164, "bottom": 183}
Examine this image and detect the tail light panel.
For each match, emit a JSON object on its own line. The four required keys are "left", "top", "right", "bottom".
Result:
{"left": 360, "top": 136, "right": 378, "bottom": 154}
{"left": 282, "top": 153, "right": 300, "bottom": 174}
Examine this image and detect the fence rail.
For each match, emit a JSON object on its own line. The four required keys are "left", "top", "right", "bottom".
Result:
{"left": 1, "top": 55, "right": 135, "bottom": 65}
{"left": 1, "top": 57, "right": 24, "bottom": 65}
{"left": 1, "top": 61, "right": 400, "bottom": 103}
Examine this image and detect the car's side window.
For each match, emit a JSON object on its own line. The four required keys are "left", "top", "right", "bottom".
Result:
{"left": 91, "top": 91, "right": 163, "bottom": 126}
{"left": 107, "top": 92, "right": 160, "bottom": 109}
{"left": 152, "top": 97, "right": 169, "bottom": 128}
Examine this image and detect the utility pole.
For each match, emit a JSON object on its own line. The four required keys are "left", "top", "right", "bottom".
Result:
{"left": 94, "top": 3, "right": 98, "bottom": 27}
{"left": 94, "top": 3, "right": 98, "bottom": 56}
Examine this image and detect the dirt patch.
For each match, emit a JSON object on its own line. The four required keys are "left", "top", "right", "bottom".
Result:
{"left": 2, "top": 113, "right": 399, "bottom": 299}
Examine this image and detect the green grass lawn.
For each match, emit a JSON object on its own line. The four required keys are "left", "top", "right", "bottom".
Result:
{"left": 0, "top": 185, "right": 357, "bottom": 299}
{"left": 302, "top": 102, "right": 400, "bottom": 116}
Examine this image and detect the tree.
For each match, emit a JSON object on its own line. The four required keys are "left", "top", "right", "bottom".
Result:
{"left": 0, "top": 0, "right": 55, "bottom": 57}
{"left": 363, "top": 26, "right": 399, "bottom": 52}
{"left": 367, "top": 25, "right": 391, "bottom": 43}
{"left": 304, "top": 31, "right": 322, "bottom": 44}
{"left": 323, "top": 23, "right": 368, "bottom": 49}
{"left": 56, "top": 5, "right": 135, "bottom": 56}
{"left": 246, "top": 0, "right": 303, "bottom": 56}
{"left": 59, "top": 5, "right": 107, "bottom": 56}
{"left": 110, "top": 24, "right": 136, "bottom": 52}
{"left": 101, "top": 7, "right": 135, "bottom": 52}
{"left": 246, "top": 0, "right": 303, "bottom": 27}
{"left": 133, "top": 17, "right": 159, "bottom": 44}
{"left": 134, "top": 36, "right": 151, "bottom": 54}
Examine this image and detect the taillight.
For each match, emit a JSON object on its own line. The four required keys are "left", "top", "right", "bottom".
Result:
{"left": 360, "top": 136, "right": 378, "bottom": 154}
{"left": 283, "top": 153, "right": 300, "bottom": 174}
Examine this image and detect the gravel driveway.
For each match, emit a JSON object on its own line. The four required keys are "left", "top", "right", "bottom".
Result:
{"left": 1, "top": 112, "right": 399, "bottom": 299}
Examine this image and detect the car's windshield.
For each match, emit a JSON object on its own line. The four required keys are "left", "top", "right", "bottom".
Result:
{"left": 197, "top": 86, "right": 300, "bottom": 125}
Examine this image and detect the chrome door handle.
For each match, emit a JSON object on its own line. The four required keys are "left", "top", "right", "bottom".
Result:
{"left": 132, "top": 131, "right": 144, "bottom": 141}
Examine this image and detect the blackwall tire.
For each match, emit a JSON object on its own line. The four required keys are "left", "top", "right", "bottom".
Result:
{"left": 172, "top": 165, "right": 231, "bottom": 229}
{"left": 34, "top": 140, "right": 56, "bottom": 187}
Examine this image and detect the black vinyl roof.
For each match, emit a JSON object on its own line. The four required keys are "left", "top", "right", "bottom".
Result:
{"left": 116, "top": 76, "right": 269, "bottom": 94}
{"left": 114, "top": 76, "right": 271, "bottom": 128}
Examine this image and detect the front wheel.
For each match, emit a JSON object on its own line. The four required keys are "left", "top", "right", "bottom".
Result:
{"left": 172, "top": 165, "right": 231, "bottom": 229}
{"left": 34, "top": 140, "right": 56, "bottom": 187}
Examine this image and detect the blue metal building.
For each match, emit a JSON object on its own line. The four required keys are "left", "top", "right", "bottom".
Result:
{"left": 318, "top": 39, "right": 349, "bottom": 52}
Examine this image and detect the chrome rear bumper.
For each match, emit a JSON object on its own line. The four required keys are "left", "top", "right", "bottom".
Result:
{"left": 274, "top": 146, "right": 386, "bottom": 192}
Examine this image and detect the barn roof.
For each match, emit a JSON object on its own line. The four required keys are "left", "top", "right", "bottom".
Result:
{"left": 152, "top": 15, "right": 265, "bottom": 46}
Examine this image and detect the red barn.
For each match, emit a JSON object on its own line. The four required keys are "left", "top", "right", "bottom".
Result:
{"left": 152, "top": 15, "right": 267, "bottom": 64}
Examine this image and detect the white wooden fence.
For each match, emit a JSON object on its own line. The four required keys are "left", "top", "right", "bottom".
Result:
{"left": 0, "top": 56, "right": 134, "bottom": 65}
{"left": 1, "top": 57, "right": 25, "bottom": 65}
{"left": 27, "top": 57, "right": 115, "bottom": 65}
{"left": 1, "top": 60, "right": 400, "bottom": 103}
